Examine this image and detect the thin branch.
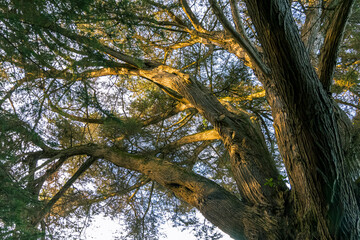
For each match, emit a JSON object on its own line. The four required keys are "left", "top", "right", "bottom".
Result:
{"left": 7, "top": 11, "right": 155, "bottom": 69}
{"left": 179, "top": 0, "right": 207, "bottom": 33}
{"left": 48, "top": 100, "right": 105, "bottom": 124}
{"left": 301, "top": 1, "right": 322, "bottom": 54}
{"left": 335, "top": 99, "right": 360, "bottom": 110}
{"left": 32, "top": 157, "right": 68, "bottom": 194}
{"left": 220, "top": 90, "right": 266, "bottom": 102}
{"left": 208, "top": 0, "right": 270, "bottom": 75}
{"left": 32, "top": 156, "right": 97, "bottom": 226}
{"left": 0, "top": 74, "right": 34, "bottom": 106}
{"left": 0, "top": 112, "right": 50, "bottom": 151}
{"left": 165, "top": 110, "right": 195, "bottom": 130}
{"left": 134, "top": 33, "right": 200, "bottom": 51}
{"left": 146, "top": 0, "right": 190, "bottom": 28}
{"left": 141, "top": 181, "right": 154, "bottom": 236}
{"left": 89, "top": 178, "right": 151, "bottom": 204}
{"left": 182, "top": 141, "right": 212, "bottom": 169}
{"left": 181, "top": 44, "right": 215, "bottom": 70}
{"left": 229, "top": 0, "right": 251, "bottom": 43}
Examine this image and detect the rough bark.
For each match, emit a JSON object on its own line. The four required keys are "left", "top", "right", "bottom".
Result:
{"left": 138, "top": 66, "right": 286, "bottom": 207}
{"left": 318, "top": 0, "right": 355, "bottom": 92}
{"left": 244, "top": 0, "right": 359, "bottom": 239}
{"left": 33, "top": 145, "right": 282, "bottom": 240}
{"left": 98, "top": 148, "right": 272, "bottom": 240}
{"left": 301, "top": 0, "right": 321, "bottom": 62}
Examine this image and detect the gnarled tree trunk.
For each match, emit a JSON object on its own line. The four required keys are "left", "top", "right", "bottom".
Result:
{"left": 244, "top": 0, "right": 359, "bottom": 239}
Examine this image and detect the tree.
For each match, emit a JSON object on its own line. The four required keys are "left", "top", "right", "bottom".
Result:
{"left": 0, "top": 0, "right": 359, "bottom": 239}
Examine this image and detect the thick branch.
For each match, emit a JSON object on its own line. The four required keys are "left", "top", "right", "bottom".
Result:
{"left": 137, "top": 65, "right": 285, "bottom": 206}
{"left": 143, "top": 102, "right": 194, "bottom": 126}
{"left": 318, "top": 0, "right": 355, "bottom": 91}
{"left": 301, "top": 1, "right": 321, "bottom": 57}
{"left": 168, "top": 129, "right": 220, "bottom": 148}
{"left": 229, "top": 0, "right": 248, "bottom": 39}
{"left": 160, "top": 129, "right": 220, "bottom": 154}
{"left": 89, "top": 146, "right": 277, "bottom": 240}
{"left": 33, "top": 144, "right": 280, "bottom": 239}
{"left": 1, "top": 12, "right": 284, "bottom": 206}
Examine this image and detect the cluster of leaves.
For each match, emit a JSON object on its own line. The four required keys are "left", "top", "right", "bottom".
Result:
{"left": 0, "top": 165, "right": 44, "bottom": 240}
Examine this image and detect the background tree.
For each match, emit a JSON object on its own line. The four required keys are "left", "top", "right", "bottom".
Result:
{"left": 0, "top": 0, "right": 359, "bottom": 239}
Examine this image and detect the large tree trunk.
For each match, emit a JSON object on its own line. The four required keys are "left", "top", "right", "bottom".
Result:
{"left": 244, "top": 0, "right": 359, "bottom": 239}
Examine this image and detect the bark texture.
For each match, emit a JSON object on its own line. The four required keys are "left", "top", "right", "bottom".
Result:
{"left": 139, "top": 66, "right": 286, "bottom": 203}
{"left": 244, "top": 0, "right": 359, "bottom": 239}
{"left": 33, "top": 144, "right": 280, "bottom": 239}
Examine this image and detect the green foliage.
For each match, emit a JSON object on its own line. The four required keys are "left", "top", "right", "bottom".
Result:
{"left": 0, "top": 167, "right": 44, "bottom": 240}
{"left": 129, "top": 82, "right": 176, "bottom": 117}
{"left": 100, "top": 117, "right": 143, "bottom": 140}
{"left": 264, "top": 175, "right": 288, "bottom": 188}
{"left": 54, "top": 118, "right": 85, "bottom": 147}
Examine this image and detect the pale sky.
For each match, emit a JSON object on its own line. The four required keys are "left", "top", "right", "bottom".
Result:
{"left": 84, "top": 215, "right": 233, "bottom": 240}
